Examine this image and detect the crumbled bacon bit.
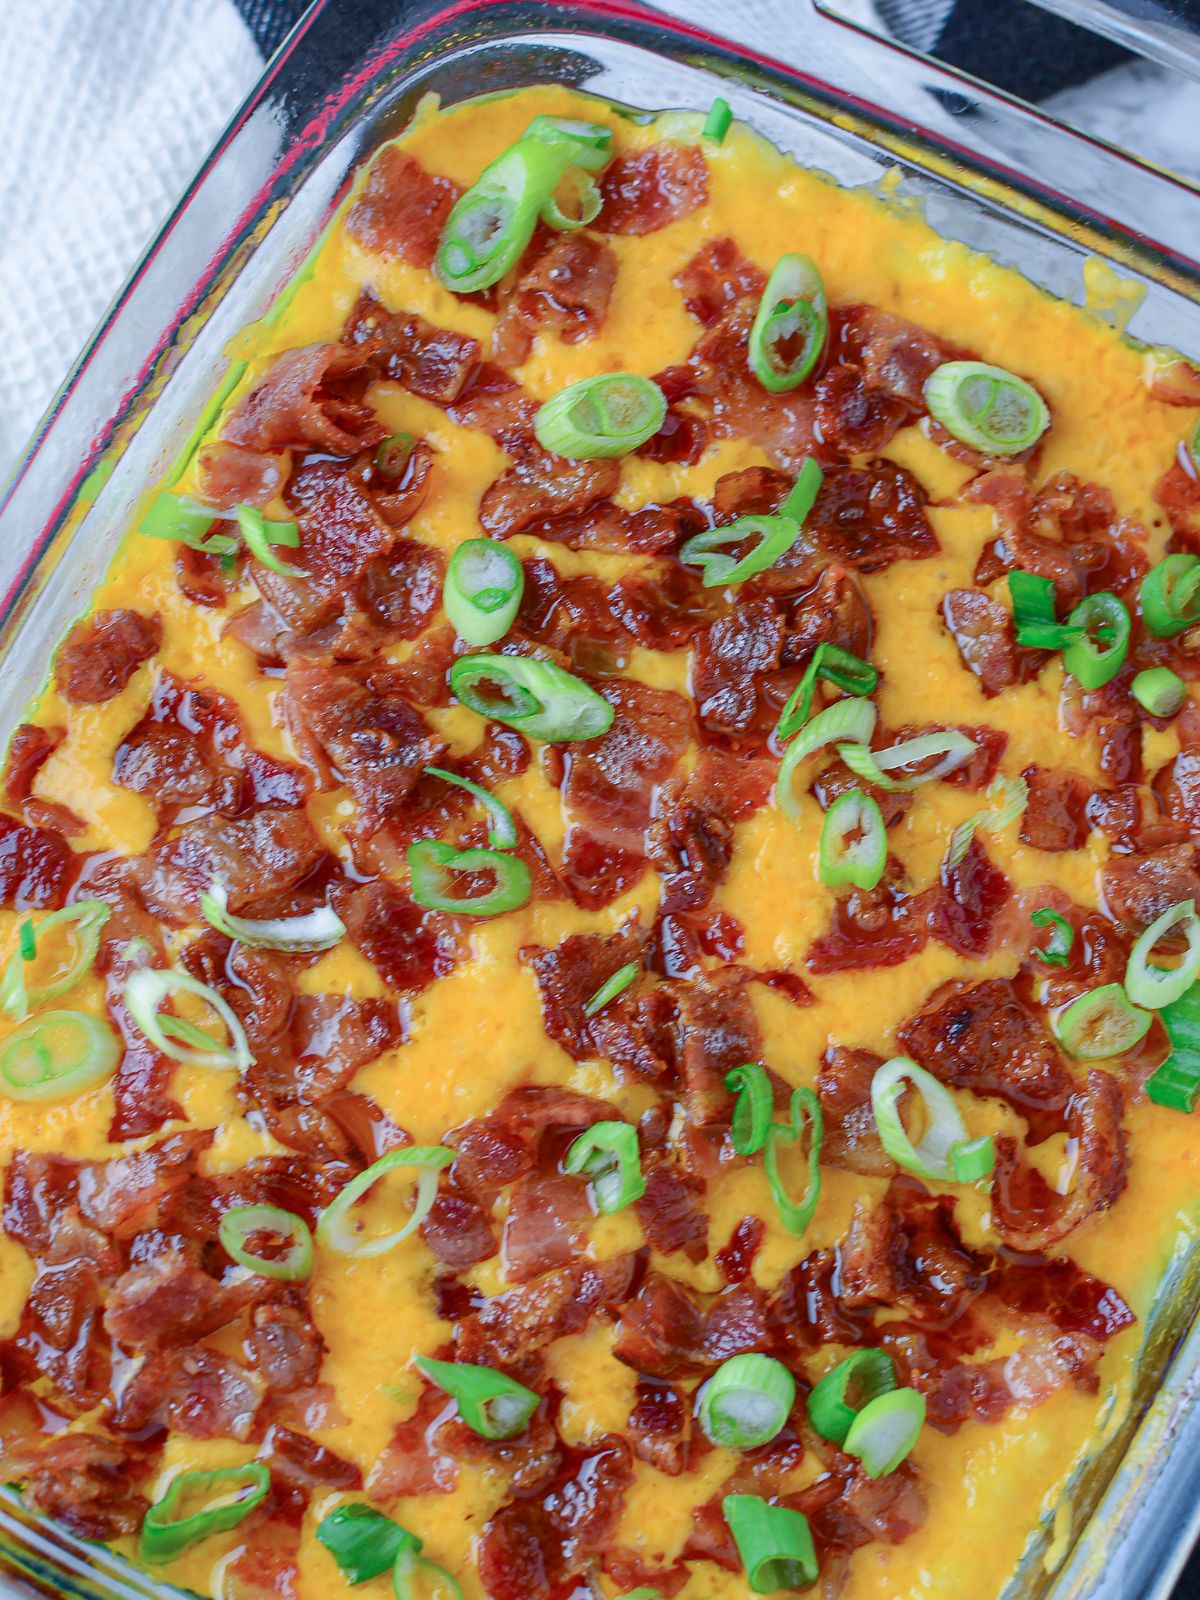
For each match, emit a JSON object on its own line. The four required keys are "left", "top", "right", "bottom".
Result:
{"left": 3, "top": 724, "right": 62, "bottom": 803}
{"left": 0, "top": 814, "right": 77, "bottom": 910}
{"left": 598, "top": 144, "right": 708, "bottom": 234}
{"left": 493, "top": 231, "right": 617, "bottom": 366}
{"left": 346, "top": 147, "right": 459, "bottom": 268}
{"left": 54, "top": 609, "right": 161, "bottom": 704}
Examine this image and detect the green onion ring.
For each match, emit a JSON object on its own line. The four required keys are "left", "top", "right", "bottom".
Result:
{"left": 725, "top": 1062, "right": 773, "bottom": 1156}
{"left": 563, "top": 1120, "right": 645, "bottom": 1214}
{"left": 702, "top": 97, "right": 733, "bottom": 144}
{"left": 200, "top": 880, "right": 345, "bottom": 953}
{"left": 0, "top": 899, "right": 110, "bottom": 1022}
{"left": 1140, "top": 553, "right": 1200, "bottom": 639}
{"left": 123, "top": 966, "right": 253, "bottom": 1071}
{"left": 393, "top": 1548, "right": 466, "bottom": 1600}
{"left": 1031, "top": 907, "right": 1075, "bottom": 967}
{"left": 140, "top": 1463, "right": 270, "bottom": 1564}
{"left": 376, "top": 433, "right": 416, "bottom": 480}
{"left": 763, "top": 1086, "right": 822, "bottom": 1236}
{"left": 776, "top": 641, "right": 877, "bottom": 743}
{"left": 819, "top": 789, "right": 887, "bottom": 891}
{"left": 807, "top": 1348, "right": 897, "bottom": 1445}
{"left": 443, "top": 540, "right": 524, "bottom": 648}
{"left": 423, "top": 766, "right": 519, "bottom": 851}
{"left": 317, "top": 1146, "right": 453, "bottom": 1258}
{"left": 415, "top": 1356, "right": 539, "bottom": 1440}
{"left": 722, "top": 1494, "right": 818, "bottom": 1593}
{"left": 1062, "top": 591, "right": 1130, "bottom": 690}
{"left": 699, "top": 1353, "right": 795, "bottom": 1450}
{"left": 218, "top": 1204, "right": 314, "bottom": 1282}
{"left": 870, "top": 1057, "right": 970, "bottom": 1182}
{"left": 1052, "top": 982, "right": 1152, "bottom": 1059}
{"left": 1125, "top": 899, "right": 1200, "bottom": 1010}
{"left": 0, "top": 1010, "right": 120, "bottom": 1103}
{"left": 534, "top": 373, "right": 667, "bottom": 459}
{"left": 407, "top": 840, "right": 531, "bottom": 918}
{"left": 450, "top": 653, "right": 614, "bottom": 741}
{"left": 838, "top": 729, "right": 978, "bottom": 793}
{"left": 925, "top": 361, "right": 1050, "bottom": 456}
{"left": 1132, "top": 666, "right": 1187, "bottom": 718}
{"left": 748, "top": 254, "right": 828, "bottom": 394}
{"left": 317, "top": 1504, "right": 421, "bottom": 1586}
{"left": 776, "top": 697, "right": 877, "bottom": 822}
{"left": 842, "top": 1388, "right": 926, "bottom": 1478}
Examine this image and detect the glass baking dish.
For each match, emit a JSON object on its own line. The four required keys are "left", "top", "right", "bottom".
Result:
{"left": 2, "top": 1, "right": 1200, "bottom": 1596}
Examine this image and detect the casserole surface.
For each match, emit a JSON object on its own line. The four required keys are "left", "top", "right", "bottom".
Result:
{"left": 2, "top": 76, "right": 1200, "bottom": 1600}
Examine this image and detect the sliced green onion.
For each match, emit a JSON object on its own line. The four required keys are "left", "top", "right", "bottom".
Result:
{"left": 780, "top": 456, "right": 824, "bottom": 524}
{"left": 776, "top": 698, "right": 877, "bottom": 823}
{"left": 376, "top": 433, "right": 415, "bottom": 480}
{"left": 819, "top": 789, "right": 886, "bottom": 891}
{"left": 1052, "top": 982, "right": 1151, "bottom": 1058}
{"left": 749, "top": 254, "right": 828, "bottom": 394}
{"left": 843, "top": 1387, "right": 925, "bottom": 1478}
{"left": 763, "top": 1086, "right": 822, "bottom": 1236}
{"left": 838, "top": 729, "right": 977, "bottom": 793}
{"left": 234, "top": 503, "right": 302, "bottom": 577}
{"left": 534, "top": 373, "right": 667, "bottom": 459}
{"left": 1007, "top": 571, "right": 1081, "bottom": 650}
{"left": 317, "top": 1504, "right": 420, "bottom": 1585}
{"left": 1062, "top": 592, "right": 1130, "bottom": 690}
{"left": 450, "top": 654, "right": 613, "bottom": 741}
{"left": 415, "top": 1356, "right": 539, "bottom": 1441}
{"left": 699, "top": 1354, "right": 795, "bottom": 1450}
{"left": 725, "top": 1062, "right": 773, "bottom": 1156}
{"left": 0, "top": 1010, "right": 119, "bottom": 1103}
{"left": 443, "top": 540, "right": 524, "bottom": 647}
{"left": 1125, "top": 899, "right": 1200, "bottom": 1010}
{"left": 141, "top": 1463, "right": 270, "bottom": 1564}
{"left": 951, "top": 1133, "right": 996, "bottom": 1181}
{"left": 925, "top": 361, "right": 1050, "bottom": 456}
{"left": 564, "top": 1119, "right": 645, "bottom": 1214}
{"left": 776, "top": 640, "right": 877, "bottom": 743}
{"left": 541, "top": 168, "right": 602, "bottom": 231}
{"left": 1147, "top": 981, "right": 1200, "bottom": 1111}
{"left": 1132, "top": 666, "right": 1187, "bottom": 717}
{"left": 219, "top": 1205, "right": 312, "bottom": 1282}
{"left": 522, "top": 115, "right": 614, "bottom": 171}
{"left": 870, "top": 1057, "right": 968, "bottom": 1182}
{"left": 806, "top": 1349, "right": 897, "bottom": 1445}
{"left": 945, "top": 773, "right": 1029, "bottom": 872}
{"left": 436, "top": 131, "right": 594, "bottom": 294}
{"left": 1140, "top": 553, "right": 1200, "bottom": 639}
{"left": 424, "top": 766, "right": 518, "bottom": 851}
{"left": 200, "top": 881, "right": 346, "bottom": 953}
{"left": 394, "top": 1548, "right": 465, "bottom": 1600}
{"left": 317, "top": 1146, "right": 453, "bottom": 1258}
{"left": 702, "top": 97, "right": 733, "bottom": 143}
{"left": 139, "top": 491, "right": 236, "bottom": 557}
{"left": 407, "top": 840, "right": 531, "bottom": 918}
{"left": 123, "top": 966, "right": 253, "bottom": 1071}
{"left": 722, "top": 1494, "right": 818, "bottom": 1593}
{"left": 1032, "top": 907, "right": 1074, "bottom": 967}
{"left": 618, "top": 1592, "right": 664, "bottom": 1600}
{"left": 0, "top": 900, "right": 109, "bottom": 1022}
{"left": 583, "top": 961, "right": 639, "bottom": 1018}
{"left": 679, "top": 515, "right": 803, "bottom": 589}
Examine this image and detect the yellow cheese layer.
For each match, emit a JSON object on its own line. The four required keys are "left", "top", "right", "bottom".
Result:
{"left": 3, "top": 84, "right": 1199, "bottom": 1600}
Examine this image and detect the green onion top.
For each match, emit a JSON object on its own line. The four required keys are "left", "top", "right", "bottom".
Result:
{"left": 723, "top": 1494, "right": 819, "bottom": 1593}
{"left": 1052, "top": 982, "right": 1151, "bottom": 1059}
{"left": 819, "top": 789, "right": 887, "bottom": 892}
{"left": 234, "top": 503, "right": 302, "bottom": 577}
{"left": 699, "top": 1353, "right": 795, "bottom": 1449}
{"left": 1140, "top": 553, "right": 1200, "bottom": 639}
{"left": 317, "top": 1503, "right": 421, "bottom": 1585}
{"left": 807, "top": 1348, "right": 897, "bottom": 1445}
{"left": 763, "top": 1086, "right": 822, "bottom": 1235}
{"left": 1031, "top": 908, "right": 1074, "bottom": 967}
{"left": 1125, "top": 899, "right": 1200, "bottom": 1011}
{"left": 140, "top": 1463, "right": 270, "bottom": 1564}
{"left": 534, "top": 373, "right": 667, "bottom": 459}
{"left": 1007, "top": 570, "right": 1081, "bottom": 651}
{"left": 450, "top": 654, "right": 614, "bottom": 742}
{"left": 423, "top": 766, "right": 519, "bottom": 851}
{"left": 0, "top": 1009, "right": 120, "bottom": 1103}
{"left": 1146, "top": 980, "right": 1200, "bottom": 1112}
{"left": 0, "top": 899, "right": 109, "bottom": 1022}
{"left": 218, "top": 1204, "right": 313, "bottom": 1282}
{"left": 407, "top": 841, "right": 532, "bottom": 918}
{"left": 702, "top": 97, "right": 733, "bottom": 144}
{"left": 583, "top": 961, "right": 640, "bottom": 1018}
{"left": 843, "top": 1387, "right": 926, "bottom": 1478}
{"left": 564, "top": 1120, "right": 645, "bottom": 1213}
{"left": 415, "top": 1356, "right": 539, "bottom": 1440}
{"left": 749, "top": 255, "right": 828, "bottom": 394}
{"left": 925, "top": 361, "right": 1050, "bottom": 456}
{"left": 443, "top": 540, "right": 524, "bottom": 648}
{"left": 726, "top": 1062, "right": 773, "bottom": 1156}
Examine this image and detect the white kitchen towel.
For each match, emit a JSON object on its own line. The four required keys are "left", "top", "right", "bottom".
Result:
{"left": 0, "top": 0, "right": 1193, "bottom": 488}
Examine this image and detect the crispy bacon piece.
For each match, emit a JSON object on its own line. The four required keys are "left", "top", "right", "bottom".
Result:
{"left": 225, "top": 344, "right": 382, "bottom": 457}
{"left": 693, "top": 598, "right": 785, "bottom": 739}
{"left": 77, "top": 1129, "right": 214, "bottom": 1235}
{"left": 610, "top": 561, "right": 721, "bottom": 649}
{"left": 715, "top": 1216, "right": 766, "bottom": 1285}
{"left": 4, "top": 723, "right": 62, "bottom": 803}
{"left": 801, "top": 463, "right": 938, "bottom": 572}
{"left": 807, "top": 861, "right": 930, "bottom": 975}
{"left": 635, "top": 1157, "right": 708, "bottom": 1262}
{"left": 112, "top": 1346, "right": 264, "bottom": 1440}
{"left": 1102, "top": 842, "right": 1200, "bottom": 935}
{"left": 832, "top": 302, "right": 955, "bottom": 408}
{"left": 244, "top": 1296, "right": 326, "bottom": 1395}
{"left": 346, "top": 147, "right": 459, "bottom": 267}
{"left": 502, "top": 1174, "right": 590, "bottom": 1283}
{"left": 1019, "top": 765, "right": 1094, "bottom": 851}
{"left": 3, "top": 1211, "right": 118, "bottom": 1412}
{"left": 899, "top": 977, "right": 1074, "bottom": 1143}
{"left": 560, "top": 679, "right": 692, "bottom": 908}
{"left": 448, "top": 1116, "right": 535, "bottom": 1198}
{"left": 336, "top": 877, "right": 463, "bottom": 996}
{"left": 927, "top": 835, "right": 1010, "bottom": 959}
{"left": 136, "top": 805, "right": 327, "bottom": 924}
{"left": 19, "top": 1434, "right": 149, "bottom": 1541}
{"left": 195, "top": 439, "right": 283, "bottom": 509}
{"left": 612, "top": 1273, "right": 770, "bottom": 1377}
{"left": 479, "top": 450, "right": 619, "bottom": 542}
{"left": 457, "top": 1253, "right": 639, "bottom": 1366}
{"left": 771, "top": 1250, "right": 871, "bottom": 1350}
{"left": 816, "top": 364, "right": 908, "bottom": 454}
{"left": 368, "top": 1386, "right": 459, "bottom": 1501}
{"left": 797, "top": 1459, "right": 927, "bottom": 1553}
{"left": 943, "top": 588, "right": 1037, "bottom": 696}
{"left": 840, "top": 1179, "right": 988, "bottom": 1322}
{"left": 992, "top": 1070, "right": 1128, "bottom": 1250}
{"left": 687, "top": 300, "right": 816, "bottom": 470}
{"left": 673, "top": 970, "right": 763, "bottom": 1165}
{"left": 493, "top": 231, "right": 617, "bottom": 365}
{"left": 446, "top": 361, "right": 538, "bottom": 451}
{"left": 598, "top": 144, "right": 708, "bottom": 234}
{"left": 818, "top": 1046, "right": 895, "bottom": 1176}
{"left": 0, "top": 813, "right": 76, "bottom": 910}
{"left": 114, "top": 672, "right": 310, "bottom": 815}
{"left": 675, "top": 237, "right": 765, "bottom": 326}
{"left": 344, "top": 290, "right": 480, "bottom": 403}
{"left": 285, "top": 657, "right": 444, "bottom": 835}
{"left": 54, "top": 608, "right": 161, "bottom": 704}
{"left": 629, "top": 1375, "right": 693, "bottom": 1472}
{"left": 477, "top": 1502, "right": 551, "bottom": 1600}
{"left": 974, "top": 471, "right": 1146, "bottom": 604}
{"left": 104, "top": 1247, "right": 258, "bottom": 1351}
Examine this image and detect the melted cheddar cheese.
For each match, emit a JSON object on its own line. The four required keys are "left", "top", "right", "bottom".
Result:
{"left": 3, "top": 85, "right": 1199, "bottom": 1600}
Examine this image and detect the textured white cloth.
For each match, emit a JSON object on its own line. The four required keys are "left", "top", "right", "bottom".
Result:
{"left": 0, "top": 0, "right": 261, "bottom": 478}
{"left": 0, "top": 0, "right": 1193, "bottom": 486}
